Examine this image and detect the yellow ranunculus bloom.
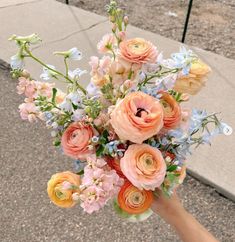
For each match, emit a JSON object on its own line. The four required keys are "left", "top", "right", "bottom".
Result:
{"left": 47, "top": 171, "right": 81, "bottom": 208}
{"left": 174, "top": 60, "right": 211, "bottom": 95}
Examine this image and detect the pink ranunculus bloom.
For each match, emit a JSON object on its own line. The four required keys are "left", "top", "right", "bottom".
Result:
{"left": 120, "top": 144, "right": 166, "bottom": 190}
{"left": 119, "top": 38, "right": 158, "bottom": 65}
{"left": 61, "top": 122, "right": 94, "bottom": 160}
{"left": 97, "top": 34, "right": 116, "bottom": 53}
{"left": 19, "top": 102, "right": 39, "bottom": 122}
{"left": 110, "top": 92, "right": 164, "bottom": 143}
{"left": 17, "top": 77, "right": 37, "bottom": 98}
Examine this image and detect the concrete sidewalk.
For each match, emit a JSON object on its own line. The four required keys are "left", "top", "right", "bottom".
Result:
{"left": 0, "top": 0, "right": 235, "bottom": 201}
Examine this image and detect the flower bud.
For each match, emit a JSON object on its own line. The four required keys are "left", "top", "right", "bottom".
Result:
{"left": 21, "top": 69, "right": 30, "bottom": 78}
{"left": 123, "top": 16, "right": 129, "bottom": 25}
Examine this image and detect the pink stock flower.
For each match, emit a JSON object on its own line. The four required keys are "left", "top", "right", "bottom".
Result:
{"left": 89, "top": 56, "right": 111, "bottom": 86}
{"left": 180, "top": 108, "right": 191, "bottom": 131}
{"left": 109, "top": 58, "right": 138, "bottom": 85}
{"left": 17, "top": 77, "right": 54, "bottom": 99}
{"left": 80, "top": 186, "right": 106, "bottom": 214}
{"left": 79, "top": 156, "right": 123, "bottom": 213}
{"left": 110, "top": 92, "right": 164, "bottom": 143}
{"left": 97, "top": 34, "right": 116, "bottom": 53}
{"left": 17, "top": 77, "right": 37, "bottom": 98}
{"left": 120, "top": 144, "right": 166, "bottom": 190}
{"left": 19, "top": 102, "right": 39, "bottom": 122}
{"left": 61, "top": 122, "right": 94, "bottom": 160}
{"left": 35, "top": 81, "right": 54, "bottom": 98}
{"left": 90, "top": 56, "right": 111, "bottom": 77}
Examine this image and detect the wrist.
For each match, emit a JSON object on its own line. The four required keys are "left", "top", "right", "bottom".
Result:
{"left": 158, "top": 204, "right": 188, "bottom": 226}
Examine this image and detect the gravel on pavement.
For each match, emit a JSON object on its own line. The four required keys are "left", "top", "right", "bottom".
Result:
{"left": 0, "top": 60, "right": 235, "bottom": 242}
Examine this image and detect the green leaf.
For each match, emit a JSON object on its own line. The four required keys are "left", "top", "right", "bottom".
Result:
{"left": 167, "top": 165, "right": 178, "bottom": 172}
{"left": 53, "top": 140, "right": 61, "bottom": 146}
{"left": 52, "top": 88, "right": 57, "bottom": 104}
{"left": 167, "top": 173, "right": 177, "bottom": 183}
{"left": 113, "top": 199, "right": 153, "bottom": 222}
{"left": 96, "top": 145, "right": 105, "bottom": 157}
{"left": 77, "top": 170, "right": 84, "bottom": 175}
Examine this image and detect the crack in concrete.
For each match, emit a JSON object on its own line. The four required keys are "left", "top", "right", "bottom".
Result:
{"left": 32, "top": 19, "right": 108, "bottom": 51}
{"left": 0, "top": 0, "right": 43, "bottom": 9}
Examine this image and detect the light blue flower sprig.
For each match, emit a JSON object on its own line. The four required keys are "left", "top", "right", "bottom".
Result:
{"left": 171, "top": 46, "right": 197, "bottom": 75}
{"left": 74, "top": 160, "right": 87, "bottom": 172}
{"left": 104, "top": 140, "right": 125, "bottom": 157}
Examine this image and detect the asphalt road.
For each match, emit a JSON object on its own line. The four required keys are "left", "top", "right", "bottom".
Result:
{"left": 0, "top": 60, "right": 234, "bottom": 242}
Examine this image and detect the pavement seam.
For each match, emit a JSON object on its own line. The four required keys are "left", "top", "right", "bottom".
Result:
{"left": 31, "top": 19, "right": 108, "bottom": 51}
{"left": 0, "top": 0, "right": 44, "bottom": 10}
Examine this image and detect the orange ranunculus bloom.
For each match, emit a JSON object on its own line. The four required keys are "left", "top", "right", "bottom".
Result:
{"left": 106, "top": 157, "right": 126, "bottom": 179}
{"left": 160, "top": 91, "right": 181, "bottom": 130}
{"left": 47, "top": 171, "right": 81, "bottom": 208}
{"left": 110, "top": 92, "right": 163, "bottom": 144}
{"left": 118, "top": 181, "right": 153, "bottom": 214}
{"left": 119, "top": 38, "right": 158, "bottom": 65}
{"left": 174, "top": 59, "right": 211, "bottom": 95}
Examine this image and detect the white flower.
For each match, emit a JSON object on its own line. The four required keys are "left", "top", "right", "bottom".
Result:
{"left": 59, "top": 98, "right": 73, "bottom": 112}
{"left": 220, "top": 123, "right": 233, "bottom": 136}
{"left": 155, "top": 74, "right": 177, "bottom": 90}
{"left": 51, "top": 131, "right": 57, "bottom": 137}
{"left": 86, "top": 82, "right": 101, "bottom": 97}
{"left": 72, "top": 109, "right": 85, "bottom": 121}
{"left": 40, "top": 65, "right": 57, "bottom": 81}
{"left": 10, "top": 53, "right": 24, "bottom": 70}
{"left": 68, "top": 68, "right": 87, "bottom": 80}
{"left": 9, "top": 33, "right": 41, "bottom": 45}
{"left": 68, "top": 47, "right": 82, "bottom": 60}
{"left": 66, "top": 91, "right": 82, "bottom": 105}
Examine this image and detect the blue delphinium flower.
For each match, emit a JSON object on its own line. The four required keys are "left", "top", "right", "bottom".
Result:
{"left": 171, "top": 46, "right": 196, "bottom": 75}
{"left": 74, "top": 160, "right": 87, "bottom": 172}
{"left": 189, "top": 109, "right": 207, "bottom": 133}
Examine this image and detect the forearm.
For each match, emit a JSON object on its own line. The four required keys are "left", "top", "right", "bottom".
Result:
{"left": 162, "top": 208, "right": 219, "bottom": 242}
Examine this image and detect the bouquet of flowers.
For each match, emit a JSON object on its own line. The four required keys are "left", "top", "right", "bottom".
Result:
{"left": 9, "top": 1, "right": 232, "bottom": 222}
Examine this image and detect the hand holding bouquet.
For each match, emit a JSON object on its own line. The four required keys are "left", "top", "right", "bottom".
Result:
{"left": 9, "top": 1, "right": 232, "bottom": 222}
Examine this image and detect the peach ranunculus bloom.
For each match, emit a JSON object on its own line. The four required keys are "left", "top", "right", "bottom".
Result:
{"left": 174, "top": 59, "right": 211, "bottom": 95}
{"left": 47, "top": 171, "right": 81, "bottom": 208}
{"left": 61, "top": 122, "right": 94, "bottom": 160}
{"left": 110, "top": 92, "right": 163, "bottom": 143}
{"left": 118, "top": 180, "right": 153, "bottom": 214}
{"left": 120, "top": 144, "right": 166, "bottom": 190}
{"left": 160, "top": 91, "right": 181, "bottom": 130}
{"left": 119, "top": 38, "right": 158, "bottom": 65}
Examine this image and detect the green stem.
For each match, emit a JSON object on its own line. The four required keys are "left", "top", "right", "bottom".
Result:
{"left": 110, "top": 48, "right": 116, "bottom": 60}
{"left": 24, "top": 47, "right": 87, "bottom": 95}
{"left": 64, "top": 57, "right": 69, "bottom": 78}
{"left": 138, "top": 68, "right": 180, "bottom": 90}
